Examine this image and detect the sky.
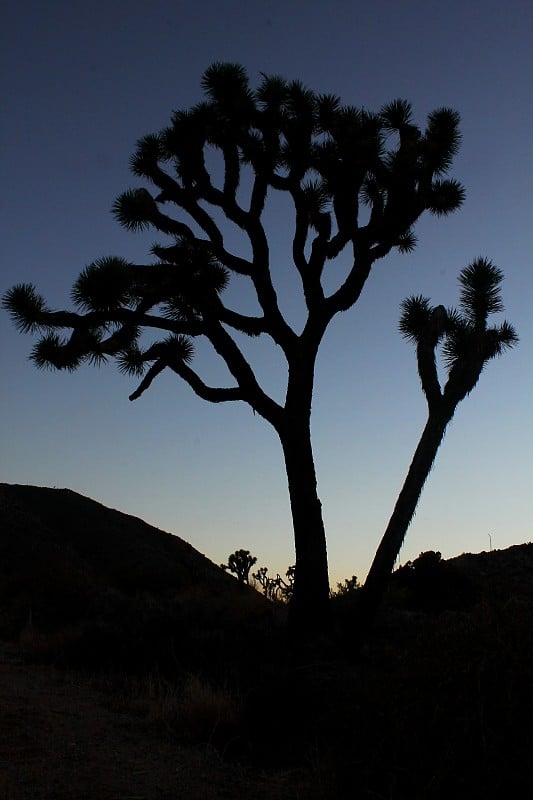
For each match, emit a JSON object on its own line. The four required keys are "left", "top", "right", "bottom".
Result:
{"left": 1, "top": 0, "right": 531, "bottom": 586}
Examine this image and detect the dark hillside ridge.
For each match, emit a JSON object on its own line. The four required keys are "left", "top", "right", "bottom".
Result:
{"left": 1, "top": 482, "right": 530, "bottom": 602}
{"left": 386, "top": 542, "right": 533, "bottom": 616}
{"left": 0, "top": 483, "right": 235, "bottom": 594}
{"left": 450, "top": 543, "right": 533, "bottom": 600}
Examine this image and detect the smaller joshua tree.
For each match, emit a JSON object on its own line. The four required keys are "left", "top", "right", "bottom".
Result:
{"left": 221, "top": 549, "right": 257, "bottom": 584}
{"left": 252, "top": 564, "right": 295, "bottom": 601}
{"left": 358, "top": 257, "right": 518, "bottom": 626}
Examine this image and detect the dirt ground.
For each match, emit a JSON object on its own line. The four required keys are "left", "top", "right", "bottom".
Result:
{"left": 0, "top": 643, "right": 295, "bottom": 800}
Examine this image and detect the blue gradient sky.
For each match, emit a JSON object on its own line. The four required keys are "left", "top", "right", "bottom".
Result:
{"left": 1, "top": 0, "right": 531, "bottom": 584}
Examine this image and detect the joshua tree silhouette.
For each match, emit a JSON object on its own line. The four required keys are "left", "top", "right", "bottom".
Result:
{"left": 221, "top": 549, "right": 257, "bottom": 584}
{"left": 358, "top": 258, "right": 518, "bottom": 627}
{"left": 3, "top": 63, "right": 472, "bottom": 634}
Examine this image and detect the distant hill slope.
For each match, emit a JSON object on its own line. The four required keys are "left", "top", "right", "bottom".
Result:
{"left": 0, "top": 483, "right": 233, "bottom": 595}
{"left": 387, "top": 542, "right": 533, "bottom": 616}
{"left": 450, "top": 543, "right": 533, "bottom": 600}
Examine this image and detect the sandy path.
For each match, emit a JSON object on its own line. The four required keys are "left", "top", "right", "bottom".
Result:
{"left": 0, "top": 643, "right": 288, "bottom": 800}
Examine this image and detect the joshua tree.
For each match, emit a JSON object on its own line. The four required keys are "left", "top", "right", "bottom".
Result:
{"left": 251, "top": 566, "right": 278, "bottom": 600}
{"left": 3, "top": 63, "right": 466, "bottom": 634}
{"left": 251, "top": 564, "right": 295, "bottom": 602}
{"left": 358, "top": 258, "right": 518, "bottom": 626}
{"left": 222, "top": 549, "right": 257, "bottom": 584}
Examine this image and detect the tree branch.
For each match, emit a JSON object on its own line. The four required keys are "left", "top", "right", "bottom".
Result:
{"left": 416, "top": 307, "right": 447, "bottom": 410}
{"left": 152, "top": 155, "right": 296, "bottom": 354}
{"left": 222, "top": 143, "right": 240, "bottom": 201}
{"left": 291, "top": 186, "right": 310, "bottom": 277}
{"left": 38, "top": 308, "right": 203, "bottom": 337}
{"left": 210, "top": 243, "right": 254, "bottom": 276}
{"left": 168, "top": 359, "right": 244, "bottom": 403}
{"left": 129, "top": 360, "right": 167, "bottom": 400}
{"left": 214, "top": 302, "right": 266, "bottom": 336}
{"left": 324, "top": 241, "right": 374, "bottom": 316}
{"left": 204, "top": 317, "right": 284, "bottom": 425}
{"left": 150, "top": 167, "right": 226, "bottom": 248}
{"left": 249, "top": 173, "right": 268, "bottom": 218}
{"left": 289, "top": 185, "right": 328, "bottom": 311}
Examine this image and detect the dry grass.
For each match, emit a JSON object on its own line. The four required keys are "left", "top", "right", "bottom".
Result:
{"left": 102, "top": 671, "right": 243, "bottom": 748}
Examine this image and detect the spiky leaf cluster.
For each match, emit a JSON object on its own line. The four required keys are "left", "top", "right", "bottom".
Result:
{"left": 2, "top": 284, "right": 50, "bottom": 333}
{"left": 72, "top": 257, "right": 135, "bottom": 312}
{"left": 458, "top": 257, "right": 504, "bottom": 325}
{"left": 401, "top": 258, "right": 517, "bottom": 410}
{"left": 399, "top": 295, "right": 435, "bottom": 343}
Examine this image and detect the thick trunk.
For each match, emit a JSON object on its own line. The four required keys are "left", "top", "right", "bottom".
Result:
{"left": 279, "top": 417, "right": 331, "bottom": 636}
{"left": 358, "top": 409, "right": 453, "bottom": 629}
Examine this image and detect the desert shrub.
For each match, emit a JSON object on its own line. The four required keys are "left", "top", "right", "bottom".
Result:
{"left": 393, "top": 550, "right": 476, "bottom": 612}
{"left": 177, "top": 674, "right": 242, "bottom": 746}
{"left": 103, "top": 670, "right": 242, "bottom": 750}
{"left": 331, "top": 575, "right": 360, "bottom": 597}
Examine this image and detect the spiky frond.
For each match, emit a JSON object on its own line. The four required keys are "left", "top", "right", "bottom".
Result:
{"left": 426, "top": 178, "right": 465, "bottom": 215}
{"left": 71, "top": 256, "right": 134, "bottom": 312}
{"left": 116, "top": 343, "right": 146, "bottom": 377}
{"left": 201, "top": 62, "right": 251, "bottom": 104}
{"left": 163, "top": 104, "right": 211, "bottom": 167}
{"left": 130, "top": 134, "right": 165, "bottom": 179}
{"left": 285, "top": 80, "right": 317, "bottom": 121}
{"left": 440, "top": 317, "right": 475, "bottom": 370}
{"left": 399, "top": 295, "right": 433, "bottom": 342}
{"left": 422, "top": 107, "right": 461, "bottom": 174}
{"left": 380, "top": 99, "right": 413, "bottom": 131}
{"left": 255, "top": 73, "right": 288, "bottom": 111}
{"left": 312, "top": 139, "right": 340, "bottom": 181}
{"left": 326, "top": 105, "right": 366, "bottom": 151}
{"left": 360, "top": 177, "right": 383, "bottom": 207}
{"left": 302, "top": 179, "right": 331, "bottom": 213}
{"left": 458, "top": 257, "right": 504, "bottom": 325}
{"left": 84, "top": 329, "right": 109, "bottom": 367}
{"left": 396, "top": 229, "right": 418, "bottom": 253}
{"left": 30, "top": 333, "right": 80, "bottom": 371}
{"left": 491, "top": 320, "right": 519, "bottom": 353}
{"left": 239, "top": 129, "right": 271, "bottom": 170}
{"left": 483, "top": 322, "right": 519, "bottom": 360}
{"left": 316, "top": 93, "right": 342, "bottom": 133}
{"left": 2, "top": 283, "right": 50, "bottom": 333}
{"left": 161, "top": 334, "right": 195, "bottom": 364}
{"left": 112, "top": 188, "right": 156, "bottom": 232}
{"left": 201, "top": 62, "right": 255, "bottom": 126}
{"left": 153, "top": 239, "right": 230, "bottom": 297}
{"left": 441, "top": 314, "right": 518, "bottom": 371}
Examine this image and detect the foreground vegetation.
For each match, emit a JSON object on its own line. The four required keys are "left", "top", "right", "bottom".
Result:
{"left": 1, "top": 486, "right": 532, "bottom": 797}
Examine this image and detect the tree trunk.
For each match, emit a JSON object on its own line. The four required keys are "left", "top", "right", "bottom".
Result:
{"left": 279, "top": 416, "right": 331, "bottom": 636}
{"left": 358, "top": 409, "right": 453, "bottom": 630}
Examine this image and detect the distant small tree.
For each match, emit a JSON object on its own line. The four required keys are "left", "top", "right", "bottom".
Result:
{"left": 359, "top": 259, "right": 517, "bottom": 626}
{"left": 251, "top": 566, "right": 279, "bottom": 600}
{"left": 251, "top": 564, "right": 295, "bottom": 602}
{"left": 331, "top": 575, "right": 360, "bottom": 597}
{"left": 221, "top": 549, "right": 257, "bottom": 584}
{"left": 275, "top": 565, "right": 296, "bottom": 602}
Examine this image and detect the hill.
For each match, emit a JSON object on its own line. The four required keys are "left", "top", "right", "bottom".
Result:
{"left": 0, "top": 482, "right": 232, "bottom": 593}
{"left": 0, "top": 483, "right": 268, "bottom": 672}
